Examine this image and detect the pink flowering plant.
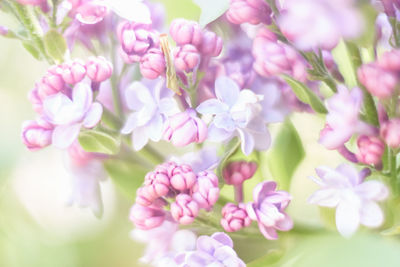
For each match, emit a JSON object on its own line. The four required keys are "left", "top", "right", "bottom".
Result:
{"left": 5, "top": 0, "right": 400, "bottom": 265}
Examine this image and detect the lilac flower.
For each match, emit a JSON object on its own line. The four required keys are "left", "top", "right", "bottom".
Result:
{"left": 170, "top": 146, "right": 220, "bottom": 173}
{"left": 65, "top": 142, "right": 107, "bottom": 217}
{"left": 197, "top": 76, "right": 270, "bottom": 155}
{"left": 278, "top": 0, "right": 363, "bottom": 50}
{"left": 246, "top": 181, "right": 293, "bottom": 240}
{"left": 319, "top": 86, "right": 376, "bottom": 150}
{"left": 178, "top": 232, "right": 245, "bottom": 267}
{"left": 121, "top": 80, "right": 179, "bottom": 151}
{"left": 308, "top": 164, "right": 389, "bottom": 237}
{"left": 43, "top": 83, "right": 103, "bottom": 149}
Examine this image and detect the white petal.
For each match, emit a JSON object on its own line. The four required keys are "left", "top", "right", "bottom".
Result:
{"left": 52, "top": 124, "right": 81, "bottom": 149}
{"left": 336, "top": 163, "right": 361, "bottom": 186}
{"left": 208, "top": 123, "right": 233, "bottom": 142}
{"left": 132, "top": 126, "right": 149, "bottom": 151}
{"left": 355, "top": 180, "right": 389, "bottom": 201}
{"left": 213, "top": 113, "right": 236, "bottom": 132}
{"left": 147, "top": 114, "right": 163, "bottom": 142}
{"left": 237, "top": 128, "right": 254, "bottom": 156}
{"left": 121, "top": 113, "right": 139, "bottom": 134}
{"left": 335, "top": 200, "right": 360, "bottom": 238}
{"left": 105, "top": 0, "right": 151, "bottom": 24}
{"left": 43, "top": 93, "right": 80, "bottom": 125}
{"left": 83, "top": 103, "right": 103, "bottom": 128}
{"left": 196, "top": 99, "right": 228, "bottom": 115}
{"left": 252, "top": 130, "right": 271, "bottom": 151}
{"left": 159, "top": 97, "right": 180, "bottom": 116}
{"left": 360, "top": 201, "right": 384, "bottom": 228}
{"left": 215, "top": 76, "right": 240, "bottom": 108}
{"left": 73, "top": 83, "right": 93, "bottom": 113}
{"left": 308, "top": 188, "right": 341, "bottom": 207}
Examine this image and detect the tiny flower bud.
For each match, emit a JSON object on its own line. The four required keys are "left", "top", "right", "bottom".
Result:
{"left": 140, "top": 48, "right": 166, "bottom": 79}
{"left": 130, "top": 203, "right": 166, "bottom": 230}
{"left": 221, "top": 203, "right": 251, "bottom": 232}
{"left": 21, "top": 118, "right": 53, "bottom": 150}
{"left": 75, "top": 1, "right": 108, "bottom": 24}
{"left": 170, "top": 194, "right": 199, "bottom": 224}
{"left": 378, "top": 49, "right": 400, "bottom": 72}
{"left": 61, "top": 59, "right": 86, "bottom": 84}
{"left": 356, "top": 135, "right": 385, "bottom": 165}
{"left": 226, "top": 0, "right": 272, "bottom": 25}
{"left": 144, "top": 167, "right": 172, "bottom": 199}
{"left": 223, "top": 161, "right": 257, "bottom": 185}
{"left": 163, "top": 109, "right": 208, "bottom": 147}
{"left": 28, "top": 87, "right": 43, "bottom": 113}
{"left": 169, "top": 19, "right": 203, "bottom": 47}
{"left": 86, "top": 56, "right": 113, "bottom": 82}
{"left": 170, "top": 164, "right": 197, "bottom": 192}
{"left": 357, "top": 63, "right": 397, "bottom": 99}
{"left": 380, "top": 119, "right": 400, "bottom": 148}
{"left": 199, "top": 30, "right": 223, "bottom": 57}
{"left": 173, "top": 44, "right": 200, "bottom": 73}
{"left": 36, "top": 67, "right": 65, "bottom": 101}
{"left": 192, "top": 170, "right": 220, "bottom": 210}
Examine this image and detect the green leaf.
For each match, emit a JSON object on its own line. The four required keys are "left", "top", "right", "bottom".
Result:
{"left": 216, "top": 137, "right": 240, "bottom": 183}
{"left": 282, "top": 75, "right": 327, "bottom": 114}
{"left": 22, "top": 41, "right": 41, "bottom": 60}
{"left": 43, "top": 29, "right": 67, "bottom": 63}
{"left": 331, "top": 40, "right": 358, "bottom": 88}
{"left": 193, "top": 0, "right": 229, "bottom": 27}
{"left": 78, "top": 129, "right": 121, "bottom": 155}
{"left": 247, "top": 250, "right": 283, "bottom": 267}
{"left": 266, "top": 120, "right": 305, "bottom": 190}
{"left": 355, "top": 4, "right": 378, "bottom": 48}
{"left": 103, "top": 159, "right": 148, "bottom": 200}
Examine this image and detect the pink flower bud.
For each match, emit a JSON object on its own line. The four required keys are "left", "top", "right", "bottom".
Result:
{"left": 356, "top": 135, "right": 385, "bottom": 165}
{"left": 252, "top": 28, "right": 307, "bottom": 82}
{"left": 169, "top": 19, "right": 203, "bottom": 47}
{"left": 61, "top": 59, "right": 86, "bottom": 84}
{"left": 130, "top": 203, "right": 166, "bottom": 230}
{"left": 163, "top": 109, "right": 208, "bottom": 147}
{"left": 380, "top": 119, "right": 400, "bottom": 148}
{"left": 0, "top": 26, "right": 8, "bottom": 36}
{"left": 86, "top": 56, "right": 113, "bottom": 82}
{"left": 199, "top": 30, "right": 223, "bottom": 57}
{"left": 170, "top": 164, "right": 197, "bottom": 192}
{"left": 170, "top": 194, "right": 199, "bottom": 224}
{"left": 117, "top": 21, "right": 159, "bottom": 60}
{"left": 75, "top": 1, "right": 108, "bottom": 24}
{"left": 21, "top": 118, "right": 53, "bottom": 151}
{"left": 221, "top": 203, "right": 251, "bottom": 232}
{"left": 378, "top": 49, "right": 400, "bottom": 72}
{"left": 28, "top": 87, "right": 43, "bottom": 113}
{"left": 135, "top": 187, "right": 154, "bottom": 206}
{"left": 192, "top": 170, "right": 220, "bottom": 210}
{"left": 223, "top": 161, "right": 257, "bottom": 185}
{"left": 357, "top": 63, "right": 397, "bottom": 99}
{"left": 143, "top": 167, "right": 172, "bottom": 199}
{"left": 173, "top": 44, "right": 200, "bottom": 73}
{"left": 226, "top": 0, "right": 272, "bottom": 25}
{"left": 140, "top": 48, "right": 166, "bottom": 79}
{"left": 36, "top": 67, "right": 65, "bottom": 101}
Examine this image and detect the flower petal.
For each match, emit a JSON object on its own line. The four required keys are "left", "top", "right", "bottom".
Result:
{"left": 215, "top": 76, "right": 240, "bottom": 108}
{"left": 360, "top": 201, "right": 384, "bottom": 228}
{"left": 52, "top": 123, "right": 81, "bottom": 149}
{"left": 208, "top": 123, "right": 233, "bottom": 142}
{"left": 132, "top": 126, "right": 149, "bottom": 151}
{"left": 252, "top": 181, "right": 277, "bottom": 204}
{"left": 121, "top": 113, "right": 139, "bottom": 134}
{"left": 73, "top": 83, "right": 93, "bottom": 113}
{"left": 335, "top": 200, "right": 360, "bottom": 238}
{"left": 147, "top": 114, "right": 164, "bottom": 142}
{"left": 105, "top": 0, "right": 151, "bottom": 24}
{"left": 237, "top": 128, "right": 254, "bottom": 156}
{"left": 308, "top": 188, "right": 341, "bottom": 207}
{"left": 258, "top": 223, "right": 278, "bottom": 240}
{"left": 197, "top": 99, "right": 228, "bottom": 115}
{"left": 83, "top": 102, "right": 103, "bottom": 128}
{"left": 355, "top": 180, "right": 389, "bottom": 201}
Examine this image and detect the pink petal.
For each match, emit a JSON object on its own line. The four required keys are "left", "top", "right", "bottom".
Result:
{"left": 83, "top": 102, "right": 103, "bottom": 128}
{"left": 52, "top": 123, "right": 81, "bottom": 149}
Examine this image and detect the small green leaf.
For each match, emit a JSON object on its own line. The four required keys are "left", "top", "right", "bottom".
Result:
{"left": 22, "top": 41, "right": 41, "bottom": 60}
{"left": 43, "top": 29, "right": 67, "bottom": 62}
{"left": 78, "top": 130, "right": 121, "bottom": 155}
{"left": 104, "top": 159, "right": 148, "bottom": 200}
{"left": 282, "top": 75, "right": 327, "bottom": 114}
{"left": 216, "top": 137, "right": 240, "bottom": 183}
{"left": 247, "top": 250, "right": 283, "bottom": 267}
{"left": 331, "top": 40, "right": 358, "bottom": 88}
{"left": 266, "top": 120, "right": 305, "bottom": 190}
{"left": 193, "top": 0, "right": 229, "bottom": 27}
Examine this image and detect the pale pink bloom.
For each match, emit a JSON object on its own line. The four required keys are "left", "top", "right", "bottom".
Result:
{"left": 192, "top": 170, "right": 220, "bottom": 210}
{"left": 169, "top": 163, "right": 197, "bottom": 192}
{"left": 199, "top": 30, "right": 223, "bottom": 57}
{"left": 61, "top": 59, "right": 87, "bottom": 84}
{"left": 380, "top": 118, "right": 400, "bottom": 148}
{"left": 173, "top": 44, "right": 200, "bottom": 73}
{"left": 86, "top": 56, "right": 113, "bottom": 82}
{"left": 247, "top": 181, "right": 293, "bottom": 240}
{"left": 319, "top": 86, "right": 376, "bottom": 150}
{"left": 171, "top": 194, "right": 199, "bottom": 225}
{"left": 358, "top": 63, "right": 397, "bottom": 99}
{"left": 226, "top": 0, "right": 272, "bottom": 25}
{"left": 21, "top": 117, "right": 53, "bottom": 151}
{"left": 130, "top": 203, "right": 166, "bottom": 230}
{"left": 42, "top": 83, "right": 103, "bottom": 149}
{"left": 140, "top": 48, "right": 166, "bottom": 79}
{"left": 163, "top": 109, "right": 208, "bottom": 147}
{"left": 223, "top": 161, "right": 257, "bottom": 186}
{"left": 378, "top": 49, "right": 400, "bottom": 72}
{"left": 309, "top": 164, "right": 389, "bottom": 237}
{"left": 169, "top": 19, "right": 203, "bottom": 47}
{"left": 36, "top": 66, "right": 66, "bottom": 101}
{"left": 221, "top": 203, "right": 251, "bottom": 232}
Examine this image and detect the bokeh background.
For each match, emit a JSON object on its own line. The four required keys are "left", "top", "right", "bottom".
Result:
{"left": 1, "top": 1, "right": 400, "bottom": 266}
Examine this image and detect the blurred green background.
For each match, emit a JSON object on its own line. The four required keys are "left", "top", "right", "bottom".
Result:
{"left": 1, "top": 1, "right": 400, "bottom": 266}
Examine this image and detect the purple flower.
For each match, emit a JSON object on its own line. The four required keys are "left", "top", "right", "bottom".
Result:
{"left": 319, "top": 86, "right": 376, "bottom": 150}
{"left": 42, "top": 83, "right": 103, "bottom": 149}
{"left": 169, "top": 19, "right": 203, "bottom": 47}
{"left": 121, "top": 80, "right": 179, "bottom": 151}
{"left": 356, "top": 135, "right": 385, "bottom": 165}
{"left": 226, "top": 0, "right": 272, "bottom": 25}
{"left": 246, "top": 181, "right": 293, "bottom": 240}
{"left": 197, "top": 76, "right": 270, "bottom": 155}
{"left": 169, "top": 147, "right": 220, "bottom": 173}
{"left": 278, "top": 0, "right": 363, "bottom": 50}
{"left": 192, "top": 170, "right": 220, "bottom": 210}
{"left": 173, "top": 44, "right": 201, "bottom": 73}
{"left": 179, "top": 232, "right": 245, "bottom": 267}
{"left": 308, "top": 164, "right": 389, "bottom": 237}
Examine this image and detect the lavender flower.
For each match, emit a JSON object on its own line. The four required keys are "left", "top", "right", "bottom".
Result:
{"left": 197, "top": 76, "right": 270, "bottom": 155}
{"left": 42, "top": 83, "right": 103, "bottom": 149}
{"left": 121, "top": 80, "right": 179, "bottom": 151}
{"left": 308, "top": 164, "right": 389, "bottom": 237}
